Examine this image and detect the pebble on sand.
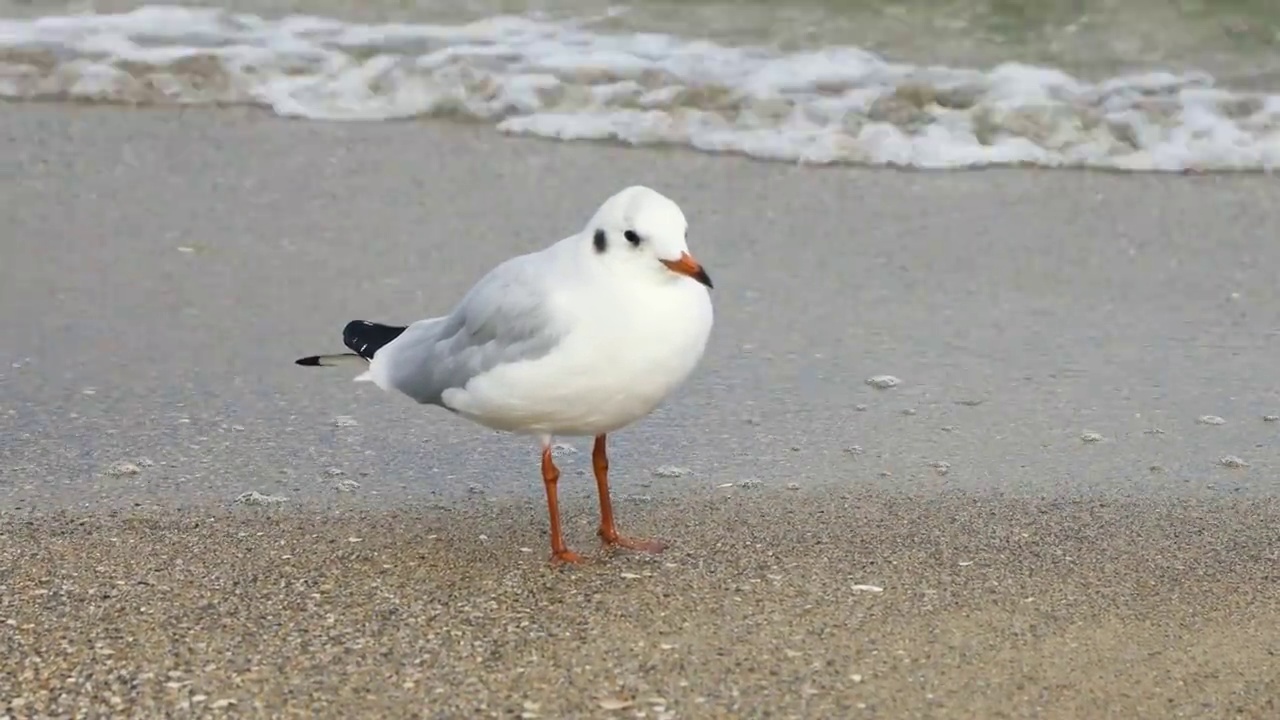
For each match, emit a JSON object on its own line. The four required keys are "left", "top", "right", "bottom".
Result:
{"left": 551, "top": 443, "right": 578, "bottom": 457}
{"left": 106, "top": 461, "right": 141, "bottom": 477}
{"left": 333, "top": 415, "right": 359, "bottom": 427}
{"left": 1264, "top": 415, "right": 1278, "bottom": 422}
{"left": 1197, "top": 415, "right": 1226, "bottom": 426}
{"left": 866, "top": 375, "right": 901, "bottom": 389}
{"left": 1080, "top": 431, "right": 1104, "bottom": 443}
{"left": 1219, "top": 455, "right": 1249, "bottom": 469}
{"left": 234, "top": 491, "right": 288, "bottom": 506}
{"left": 652, "top": 465, "right": 692, "bottom": 478}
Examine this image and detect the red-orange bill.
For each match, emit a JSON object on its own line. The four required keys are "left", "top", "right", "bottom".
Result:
{"left": 660, "top": 252, "right": 713, "bottom": 288}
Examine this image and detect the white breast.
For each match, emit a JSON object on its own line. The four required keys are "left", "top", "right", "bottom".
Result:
{"left": 448, "top": 279, "right": 713, "bottom": 437}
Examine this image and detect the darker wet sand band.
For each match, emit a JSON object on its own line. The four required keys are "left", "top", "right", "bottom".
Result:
{"left": 2, "top": 490, "right": 1277, "bottom": 718}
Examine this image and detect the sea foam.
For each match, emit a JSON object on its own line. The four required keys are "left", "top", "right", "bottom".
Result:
{"left": 2, "top": 5, "right": 1278, "bottom": 172}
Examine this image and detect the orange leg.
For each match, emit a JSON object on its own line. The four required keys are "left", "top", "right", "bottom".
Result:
{"left": 593, "top": 434, "right": 667, "bottom": 554}
{"left": 542, "top": 445, "right": 584, "bottom": 565}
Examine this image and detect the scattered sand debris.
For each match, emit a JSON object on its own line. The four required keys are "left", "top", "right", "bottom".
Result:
{"left": 550, "top": 443, "right": 578, "bottom": 456}
{"left": 927, "top": 460, "right": 951, "bottom": 475}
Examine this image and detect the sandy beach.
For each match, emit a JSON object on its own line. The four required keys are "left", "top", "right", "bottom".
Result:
{"left": 3, "top": 493, "right": 1279, "bottom": 718}
{"left": 2, "top": 104, "right": 1279, "bottom": 717}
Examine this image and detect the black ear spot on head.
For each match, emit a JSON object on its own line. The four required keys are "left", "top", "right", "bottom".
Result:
{"left": 624, "top": 230, "right": 642, "bottom": 246}
{"left": 593, "top": 229, "right": 607, "bottom": 253}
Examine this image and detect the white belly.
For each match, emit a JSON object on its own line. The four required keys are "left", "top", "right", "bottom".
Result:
{"left": 443, "top": 283, "right": 713, "bottom": 437}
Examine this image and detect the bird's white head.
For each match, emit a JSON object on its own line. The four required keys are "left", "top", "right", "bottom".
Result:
{"left": 583, "top": 185, "right": 713, "bottom": 289}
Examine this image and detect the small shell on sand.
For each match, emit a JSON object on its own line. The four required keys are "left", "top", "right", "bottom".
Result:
{"left": 333, "top": 415, "right": 359, "bottom": 427}
{"left": 851, "top": 584, "right": 884, "bottom": 593}
{"left": 107, "top": 461, "right": 141, "bottom": 477}
{"left": 234, "top": 491, "right": 288, "bottom": 506}
{"left": 1080, "top": 431, "right": 1104, "bottom": 443}
{"left": 866, "top": 375, "right": 901, "bottom": 389}
{"left": 1219, "top": 455, "right": 1249, "bottom": 469}
{"left": 927, "top": 460, "right": 951, "bottom": 475}
{"left": 652, "top": 465, "right": 691, "bottom": 478}
{"left": 1197, "top": 415, "right": 1226, "bottom": 426}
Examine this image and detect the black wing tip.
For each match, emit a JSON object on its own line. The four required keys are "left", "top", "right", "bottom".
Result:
{"left": 342, "top": 320, "right": 408, "bottom": 360}
{"left": 295, "top": 355, "right": 324, "bottom": 366}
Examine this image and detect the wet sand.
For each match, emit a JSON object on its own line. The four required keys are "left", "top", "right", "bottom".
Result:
{"left": 2, "top": 105, "right": 1279, "bottom": 717}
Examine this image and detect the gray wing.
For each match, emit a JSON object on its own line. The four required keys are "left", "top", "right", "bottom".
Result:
{"left": 371, "top": 252, "right": 568, "bottom": 407}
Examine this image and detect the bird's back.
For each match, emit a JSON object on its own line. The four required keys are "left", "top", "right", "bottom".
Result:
{"left": 363, "top": 244, "right": 573, "bottom": 407}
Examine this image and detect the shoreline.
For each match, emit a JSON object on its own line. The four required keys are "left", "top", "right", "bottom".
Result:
{"left": 2, "top": 101, "right": 1278, "bottom": 716}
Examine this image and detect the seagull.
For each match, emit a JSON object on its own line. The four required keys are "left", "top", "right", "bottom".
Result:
{"left": 296, "top": 186, "right": 715, "bottom": 564}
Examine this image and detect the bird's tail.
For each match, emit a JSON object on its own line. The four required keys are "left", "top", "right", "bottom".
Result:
{"left": 294, "top": 353, "right": 365, "bottom": 368}
{"left": 295, "top": 320, "right": 408, "bottom": 382}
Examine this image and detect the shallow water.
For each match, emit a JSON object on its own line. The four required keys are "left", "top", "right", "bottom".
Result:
{"left": 3, "top": 1, "right": 1279, "bottom": 170}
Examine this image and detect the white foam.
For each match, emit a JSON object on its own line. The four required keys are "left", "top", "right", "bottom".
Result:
{"left": 2, "top": 5, "right": 1278, "bottom": 171}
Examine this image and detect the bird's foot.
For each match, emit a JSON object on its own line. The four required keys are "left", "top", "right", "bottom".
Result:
{"left": 550, "top": 548, "right": 587, "bottom": 565}
{"left": 599, "top": 529, "right": 667, "bottom": 554}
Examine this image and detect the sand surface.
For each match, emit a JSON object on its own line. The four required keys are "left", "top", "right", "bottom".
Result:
{"left": 2, "top": 105, "right": 1279, "bottom": 717}
{"left": 3, "top": 493, "right": 1279, "bottom": 718}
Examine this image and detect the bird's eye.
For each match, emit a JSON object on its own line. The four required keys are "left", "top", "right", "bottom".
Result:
{"left": 624, "top": 230, "right": 642, "bottom": 246}
{"left": 593, "top": 229, "right": 607, "bottom": 253}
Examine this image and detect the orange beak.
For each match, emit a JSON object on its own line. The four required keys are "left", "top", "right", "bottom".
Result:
{"left": 660, "top": 252, "right": 713, "bottom": 288}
